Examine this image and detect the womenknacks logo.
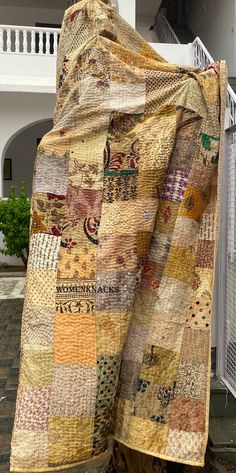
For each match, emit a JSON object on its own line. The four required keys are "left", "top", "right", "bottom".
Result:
{"left": 56, "top": 284, "right": 120, "bottom": 294}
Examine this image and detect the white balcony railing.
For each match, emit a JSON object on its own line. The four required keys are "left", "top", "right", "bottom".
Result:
{"left": 0, "top": 25, "right": 60, "bottom": 55}
{"left": 193, "top": 37, "right": 236, "bottom": 128}
{"left": 154, "top": 10, "right": 180, "bottom": 44}
{"left": 154, "top": 11, "right": 236, "bottom": 129}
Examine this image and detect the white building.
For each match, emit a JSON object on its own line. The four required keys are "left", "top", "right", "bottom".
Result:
{"left": 0, "top": 0, "right": 236, "bottom": 401}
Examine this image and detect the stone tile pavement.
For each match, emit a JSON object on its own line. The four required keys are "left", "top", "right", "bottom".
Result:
{"left": 0, "top": 297, "right": 24, "bottom": 473}
{"left": 0, "top": 278, "right": 25, "bottom": 300}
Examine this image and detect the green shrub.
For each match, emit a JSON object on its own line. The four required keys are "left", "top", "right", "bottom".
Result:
{"left": 0, "top": 181, "right": 31, "bottom": 268}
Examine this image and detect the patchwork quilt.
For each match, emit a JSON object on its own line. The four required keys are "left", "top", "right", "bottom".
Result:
{"left": 10, "top": 0, "right": 227, "bottom": 471}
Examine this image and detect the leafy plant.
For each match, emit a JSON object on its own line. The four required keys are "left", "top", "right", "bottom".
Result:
{"left": 0, "top": 181, "right": 31, "bottom": 268}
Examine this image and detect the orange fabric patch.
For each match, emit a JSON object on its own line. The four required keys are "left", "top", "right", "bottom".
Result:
{"left": 54, "top": 313, "right": 96, "bottom": 366}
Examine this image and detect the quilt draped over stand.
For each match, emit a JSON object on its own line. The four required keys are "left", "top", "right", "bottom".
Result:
{"left": 10, "top": 0, "right": 227, "bottom": 471}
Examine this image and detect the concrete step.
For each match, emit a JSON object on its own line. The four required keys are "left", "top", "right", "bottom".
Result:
{"left": 209, "top": 417, "right": 236, "bottom": 448}
{"left": 209, "top": 449, "right": 236, "bottom": 469}
{"left": 210, "top": 378, "right": 236, "bottom": 418}
{"left": 209, "top": 379, "right": 236, "bottom": 465}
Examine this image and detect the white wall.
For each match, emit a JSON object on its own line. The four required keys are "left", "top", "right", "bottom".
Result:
{"left": 0, "top": 53, "right": 57, "bottom": 93}
{"left": 0, "top": 5, "right": 64, "bottom": 27}
{"left": 118, "top": 0, "right": 136, "bottom": 27}
{"left": 186, "top": 0, "right": 236, "bottom": 76}
{"left": 4, "top": 120, "right": 52, "bottom": 197}
{"left": 0, "top": 91, "right": 56, "bottom": 196}
{"left": 150, "top": 43, "right": 192, "bottom": 65}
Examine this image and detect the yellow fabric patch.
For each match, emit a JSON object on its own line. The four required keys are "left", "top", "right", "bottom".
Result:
{"left": 20, "top": 347, "right": 53, "bottom": 387}
{"left": 128, "top": 417, "right": 169, "bottom": 455}
{"left": 57, "top": 246, "right": 96, "bottom": 279}
{"left": 95, "top": 311, "right": 122, "bottom": 355}
{"left": 179, "top": 186, "right": 209, "bottom": 221}
{"left": 164, "top": 246, "right": 196, "bottom": 285}
{"left": 140, "top": 346, "right": 180, "bottom": 385}
{"left": 25, "top": 268, "right": 57, "bottom": 309}
{"left": 48, "top": 417, "right": 93, "bottom": 464}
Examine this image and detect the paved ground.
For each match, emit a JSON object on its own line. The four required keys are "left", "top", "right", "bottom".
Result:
{"left": 0, "top": 297, "right": 23, "bottom": 472}
{"left": 0, "top": 278, "right": 25, "bottom": 300}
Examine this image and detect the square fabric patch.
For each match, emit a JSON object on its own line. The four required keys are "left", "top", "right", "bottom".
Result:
{"left": 96, "top": 311, "right": 122, "bottom": 356}
{"left": 140, "top": 346, "right": 180, "bottom": 385}
{"left": 28, "top": 233, "right": 61, "bottom": 271}
{"left": 95, "top": 271, "right": 136, "bottom": 312}
{"left": 179, "top": 187, "right": 208, "bottom": 221}
{"left": 196, "top": 240, "right": 214, "bottom": 268}
{"left": 31, "top": 192, "right": 65, "bottom": 235}
{"left": 180, "top": 328, "right": 210, "bottom": 365}
{"left": 113, "top": 398, "right": 134, "bottom": 441}
{"left": 34, "top": 154, "right": 68, "bottom": 195}
{"left": 175, "top": 361, "right": 207, "bottom": 399}
{"left": 55, "top": 279, "right": 96, "bottom": 315}
{"left": 134, "top": 380, "right": 172, "bottom": 423}
{"left": 103, "top": 175, "right": 137, "bottom": 203}
{"left": 10, "top": 430, "right": 48, "bottom": 470}
{"left": 118, "top": 360, "right": 141, "bottom": 402}
{"left": 128, "top": 416, "right": 169, "bottom": 455}
{"left": 99, "top": 202, "right": 138, "bottom": 237}
{"left": 148, "top": 313, "right": 185, "bottom": 353}
{"left": 109, "top": 80, "right": 146, "bottom": 114}
{"left": 156, "top": 201, "right": 180, "bottom": 234}
{"left": 21, "top": 305, "right": 55, "bottom": 347}
{"left": 186, "top": 295, "right": 211, "bottom": 330}
{"left": 156, "top": 276, "right": 191, "bottom": 319}
{"left": 187, "top": 161, "right": 213, "bottom": 190}
{"left": 66, "top": 186, "right": 102, "bottom": 219}
{"left": 122, "top": 323, "right": 149, "bottom": 364}
{"left": 15, "top": 387, "right": 51, "bottom": 431}
{"left": 51, "top": 365, "right": 97, "bottom": 417}
{"left": 137, "top": 170, "right": 162, "bottom": 198}
{"left": 138, "top": 105, "right": 177, "bottom": 173}
{"left": 166, "top": 430, "right": 206, "bottom": 463}
{"left": 20, "top": 347, "right": 53, "bottom": 387}
{"left": 54, "top": 313, "right": 96, "bottom": 366}
{"left": 161, "top": 169, "right": 188, "bottom": 203}
{"left": 199, "top": 212, "right": 215, "bottom": 241}
{"left": 137, "top": 232, "right": 152, "bottom": 257}
{"left": 48, "top": 417, "right": 93, "bottom": 465}
{"left": 170, "top": 397, "right": 206, "bottom": 432}
{"left": 97, "top": 235, "right": 137, "bottom": 272}
{"left": 171, "top": 216, "right": 200, "bottom": 248}
{"left": 25, "top": 267, "right": 57, "bottom": 309}
{"left": 57, "top": 245, "right": 97, "bottom": 279}
{"left": 164, "top": 246, "right": 196, "bottom": 285}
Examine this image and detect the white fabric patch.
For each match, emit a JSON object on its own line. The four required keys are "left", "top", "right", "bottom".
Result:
{"left": 28, "top": 233, "right": 61, "bottom": 271}
{"left": 109, "top": 80, "right": 146, "bottom": 114}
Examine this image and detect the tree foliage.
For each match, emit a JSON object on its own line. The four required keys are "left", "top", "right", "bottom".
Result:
{"left": 0, "top": 181, "right": 31, "bottom": 268}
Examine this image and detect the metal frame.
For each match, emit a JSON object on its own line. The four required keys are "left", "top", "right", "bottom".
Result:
{"left": 217, "top": 124, "right": 236, "bottom": 398}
